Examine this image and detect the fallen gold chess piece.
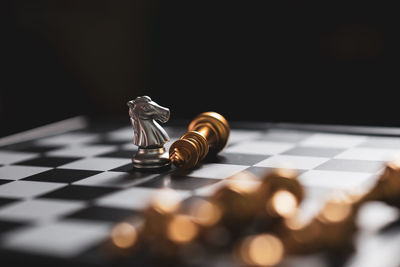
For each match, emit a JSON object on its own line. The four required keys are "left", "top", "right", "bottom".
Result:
{"left": 169, "top": 112, "right": 230, "bottom": 169}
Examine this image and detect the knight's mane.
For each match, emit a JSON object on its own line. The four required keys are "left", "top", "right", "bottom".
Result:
{"left": 130, "top": 107, "right": 141, "bottom": 142}
{"left": 133, "top": 96, "right": 151, "bottom": 104}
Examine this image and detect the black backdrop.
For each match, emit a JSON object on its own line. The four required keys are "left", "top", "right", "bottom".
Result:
{"left": 2, "top": 1, "right": 399, "bottom": 137}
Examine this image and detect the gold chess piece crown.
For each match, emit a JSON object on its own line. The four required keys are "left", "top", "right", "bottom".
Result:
{"left": 169, "top": 112, "right": 230, "bottom": 169}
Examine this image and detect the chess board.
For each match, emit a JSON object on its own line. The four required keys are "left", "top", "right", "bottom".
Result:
{"left": 1, "top": 118, "right": 400, "bottom": 267}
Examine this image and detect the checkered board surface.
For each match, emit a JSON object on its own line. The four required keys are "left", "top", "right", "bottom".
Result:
{"left": 1, "top": 123, "right": 400, "bottom": 267}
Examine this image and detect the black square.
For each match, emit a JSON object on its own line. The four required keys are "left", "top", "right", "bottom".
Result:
{"left": 205, "top": 153, "right": 269, "bottom": 165}
{"left": 2, "top": 143, "right": 63, "bottom": 153}
{"left": 23, "top": 169, "right": 102, "bottom": 183}
{"left": 259, "top": 130, "right": 312, "bottom": 142}
{"left": 0, "top": 197, "right": 18, "bottom": 207}
{"left": 38, "top": 185, "right": 117, "bottom": 201}
{"left": 0, "top": 179, "right": 12, "bottom": 186}
{"left": 110, "top": 163, "right": 134, "bottom": 172}
{"left": 282, "top": 146, "right": 345, "bottom": 158}
{"left": 242, "top": 166, "right": 273, "bottom": 178}
{"left": 0, "top": 141, "right": 36, "bottom": 151}
{"left": 111, "top": 163, "right": 169, "bottom": 174}
{"left": 244, "top": 166, "right": 306, "bottom": 178}
{"left": 98, "top": 150, "right": 136, "bottom": 159}
{"left": 138, "top": 174, "right": 220, "bottom": 190}
{"left": 0, "top": 220, "right": 26, "bottom": 234}
{"left": 65, "top": 206, "right": 137, "bottom": 222}
{"left": 15, "top": 157, "right": 81, "bottom": 167}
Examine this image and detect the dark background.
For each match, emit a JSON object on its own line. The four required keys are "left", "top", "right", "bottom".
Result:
{"left": 2, "top": 1, "right": 399, "bottom": 137}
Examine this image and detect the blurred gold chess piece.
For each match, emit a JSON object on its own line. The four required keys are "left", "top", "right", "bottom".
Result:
{"left": 257, "top": 169, "right": 304, "bottom": 219}
{"left": 281, "top": 193, "right": 359, "bottom": 255}
{"left": 107, "top": 159, "right": 400, "bottom": 265}
{"left": 169, "top": 112, "right": 230, "bottom": 169}
{"left": 279, "top": 160, "right": 400, "bottom": 256}
{"left": 361, "top": 160, "right": 400, "bottom": 208}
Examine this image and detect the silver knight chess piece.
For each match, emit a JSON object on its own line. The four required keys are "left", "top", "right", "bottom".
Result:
{"left": 127, "top": 96, "right": 171, "bottom": 169}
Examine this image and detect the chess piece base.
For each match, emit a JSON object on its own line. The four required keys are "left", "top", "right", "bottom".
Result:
{"left": 132, "top": 147, "right": 171, "bottom": 169}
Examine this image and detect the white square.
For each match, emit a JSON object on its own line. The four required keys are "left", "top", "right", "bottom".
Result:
{"left": 106, "top": 127, "right": 132, "bottom": 141}
{"left": 96, "top": 187, "right": 190, "bottom": 210}
{"left": 300, "top": 133, "right": 367, "bottom": 148}
{"left": 0, "top": 151, "right": 38, "bottom": 165}
{"left": 228, "top": 130, "right": 263, "bottom": 145}
{"left": 298, "top": 187, "right": 333, "bottom": 220}
{"left": 2, "top": 220, "right": 111, "bottom": 257}
{"left": 0, "top": 199, "right": 84, "bottom": 222}
{"left": 0, "top": 165, "right": 51, "bottom": 180}
{"left": 164, "top": 138, "right": 178, "bottom": 151}
{"left": 0, "top": 181, "right": 66, "bottom": 198}
{"left": 254, "top": 155, "right": 329, "bottom": 169}
{"left": 224, "top": 141, "right": 294, "bottom": 155}
{"left": 261, "top": 130, "right": 312, "bottom": 142}
{"left": 120, "top": 143, "right": 136, "bottom": 150}
{"left": 299, "top": 170, "right": 375, "bottom": 190}
{"left": 359, "top": 136, "right": 400, "bottom": 149}
{"left": 74, "top": 171, "right": 158, "bottom": 188}
{"left": 36, "top": 133, "right": 99, "bottom": 146}
{"left": 357, "top": 202, "right": 400, "bottom": 232}
{"left": 335, "top": 147, "right": 400, "bottom": 161}
{"left": 46, "top": 145, "right": 116, "bottom": 157}
{"left": 194, "top": 181, "right": 227, "bottom": 197}
{"left": 348, "top": 229, "right": 400, "bottom": 267}
{"left": 186, "top": 163, "right": 249, "bottom": 179}
{"left": 58, "top": 157, "right": 130, "bottom": 171}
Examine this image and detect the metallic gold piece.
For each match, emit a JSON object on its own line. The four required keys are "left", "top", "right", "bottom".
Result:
{"left": 212, "top": 172, "right": 260, "bottom": 230}
{"left": 257, "top": 169, "right": 304, "bottom": 218}
{"left": 111, "top": 222, "right": 138, "bottom": 249}
{"left": 237, "top": 233, "right": 284, "bottom": 267}
{"left": 170, "top": 112, "right": 230, "bottom": 169}
{"left": 280, "top": 193, "right": 358, "bottom": 255}
{"left": 361, "top": 160, "right": 400, "bottom": 208}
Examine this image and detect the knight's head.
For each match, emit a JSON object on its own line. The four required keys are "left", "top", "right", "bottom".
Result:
{"left": 127, "top": 96, "right": 170, "bottom": 123}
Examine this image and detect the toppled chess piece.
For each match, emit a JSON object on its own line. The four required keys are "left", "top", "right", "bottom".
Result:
{"left": 127, "top": 96, "right": 171, "bottom": 169}
{"left": 169, "top": 112, "right": 230, "bottom": 169}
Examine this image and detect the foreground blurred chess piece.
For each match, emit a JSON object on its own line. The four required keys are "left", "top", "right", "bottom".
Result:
{"left": 211, "top": 172, "right": 260, "bottom": 233}
{"left": 257, "top": 169, "right": 304, "bottom": 220}
{"left": 170, "top": 112, "right": 230, "bottom": 169}
{"left": 110, "top": 218, "right": 142, "bottom": 256}
{"left": 106, "top": 159, "right": 400, "bottom": 265}
{"left": 236, "top": 233, "right": 285, "bottom": 267}
{"left": 140, "top": 189, "right": 200, "bottom": 259}
{"left": 202, "top": 170, "right": 304, "bottom": 245}
{"left": 127, "top": 96, "right": 171, "bottom": 169}
{"left": 279, "top": 160, "right": 400, "bottom": 257}
{"left": 361, "top": 160, "right": 400, "bottom": 208}
{"left": 281, "top": 193, "right": 359, "bottom": 255}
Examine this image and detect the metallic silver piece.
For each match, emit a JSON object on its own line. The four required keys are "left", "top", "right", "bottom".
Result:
{"left": 127, "top": 96, "right": 170, "bottom": 169}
